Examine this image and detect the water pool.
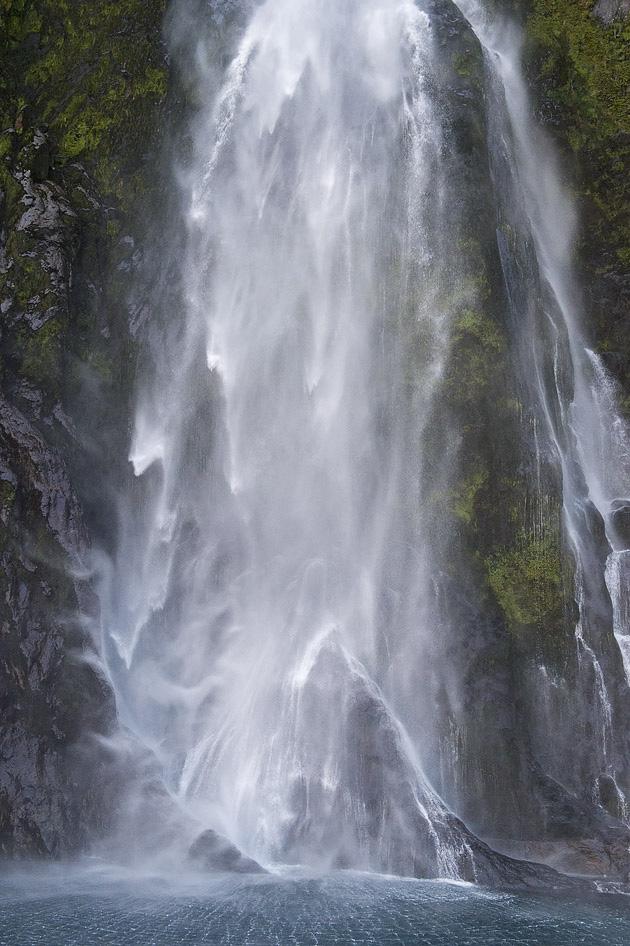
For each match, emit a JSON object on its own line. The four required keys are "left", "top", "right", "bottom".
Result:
{"left": 1, "top": 867, "right": 628, "bottom": 946}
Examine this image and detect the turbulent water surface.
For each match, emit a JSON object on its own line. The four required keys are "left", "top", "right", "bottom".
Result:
{"left": 1, "top": 870, "right": 630, "bottom": 946}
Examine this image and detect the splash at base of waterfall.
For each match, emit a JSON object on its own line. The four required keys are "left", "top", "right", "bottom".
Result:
{"left": 91, "top": 0, "right": 630, "bottom": 885}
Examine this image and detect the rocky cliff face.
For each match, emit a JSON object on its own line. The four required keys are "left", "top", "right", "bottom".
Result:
{"left": 429, "top": 0, "right": 630, "bottom": 873}
{"left": 0, "top": 0, "right": 167, "bottom": 856}
{"left": 524, "top": 0, "right": 629, "bottom": 401}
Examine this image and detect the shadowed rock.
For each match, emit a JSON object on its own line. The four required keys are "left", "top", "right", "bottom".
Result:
{"left": 275, "top": 638, "right": 586, "bottom": 890}
{"left": 188, "top": 829, "right": 267, "bottom": 874}
{"left": 610, "top": 500, "right": 630, "bottom": 551}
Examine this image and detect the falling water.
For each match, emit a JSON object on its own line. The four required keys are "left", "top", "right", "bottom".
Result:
{"left": 94, "top": 0, "right": 630, "bottom": 877}
{"left": 96, "top": 0, "right": 488, "bottom": 877}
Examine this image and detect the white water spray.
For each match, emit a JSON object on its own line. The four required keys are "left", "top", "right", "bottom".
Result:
{"left": 97, "top": 0, "right": 486, "bottom": 876}
{"left": 94, "top": 0, "right": 630, "bottom": 875}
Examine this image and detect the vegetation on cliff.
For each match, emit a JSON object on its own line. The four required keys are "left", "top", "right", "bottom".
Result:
{"left": 1, "top": 0, "right": 166, "bottom": 199}
{"left": 524, "top": 0, "right": 630, "bottom": 405}
{"left": 0, "top": 0, "right": 168, "bottom": 856}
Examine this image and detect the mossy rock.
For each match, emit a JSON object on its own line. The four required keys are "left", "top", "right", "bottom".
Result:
{"left": 1, "top": 0, "right": 167, "bottom": 208}
{"left": 485, "top": 527, "right": 574, "bottom": 658}
{"left": 20, "top": 317, "right": 63, "bottom": 390}
{"left": 523, "top": 1, "right": 630, "bottom": 405}
{"left": 444, "top": 307, "right": 506, "bottom": 408}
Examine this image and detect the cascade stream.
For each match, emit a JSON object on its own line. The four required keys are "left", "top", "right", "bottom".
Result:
{"left": 93, "top": 0, "right": 630, "bottom": 881}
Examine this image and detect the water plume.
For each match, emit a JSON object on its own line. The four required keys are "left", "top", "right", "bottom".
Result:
{"left": 92, "top": 0, "right": 630, "bottom": 881}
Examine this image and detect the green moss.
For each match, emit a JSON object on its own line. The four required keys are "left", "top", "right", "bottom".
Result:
{"left": 14, "top": 256, "right": 50, "bottom": 306}
{"left": 452, "top": 48, "right": 481, "bottom": 81}
{"left": 451, "top": 466, "right": 489, "bottom": 525}
{"left": 525, "top": 1, "right": 630, "bottom": 272}
{"left": 20, "top": 319, "right": 62, "bottom": 389}
{"left": 0, "top": 0, "right": 167, "bottom": 420}
{"left": 454, "top": 308, "right": 504, "bottom": 352}
{"left": 0, "top": 481, "right": 16, "bottom": 510}
{"left": 1, "top": 0, "right": 167, "bottom": 202}
{"left": 0, "top": 161, "right": 22, "bottom": 213}
{"left": 445, "top": 307, "right": 506, "bottom": 408}
{"left": 527, "top": 2, "right": 629, "bottom": 141}
{"left": 486, "top": 531, "right": 564, "bottom": 631}
{"left": 0, "top": 132, "right": 12, "bottom": 161}
{"left": 0, "top": 0, "right": 43, "bottom": 57}
{"left": 105, "top": 219, "right": 122, "bottom": 241}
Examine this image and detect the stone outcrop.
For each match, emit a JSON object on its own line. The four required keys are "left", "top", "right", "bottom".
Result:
{"left": 0, "top": 1, "right": 168, "bottom": 856}
{"left": 188, "top": 830, "right": 267, "bottom": 874}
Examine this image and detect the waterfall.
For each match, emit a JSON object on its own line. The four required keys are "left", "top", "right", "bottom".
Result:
{"left": 92, "top": 0, "right": 630, "bottom": 878}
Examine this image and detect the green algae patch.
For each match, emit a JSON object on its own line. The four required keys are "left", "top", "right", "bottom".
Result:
{"left": 1, "top": 0, "right": 167, "bottom": 204}
{"left": 527, "top": 0, "right": 629, "bottom": 145}
{"left": 486, "top": 531, "right": 564, "bottom": 632}
{"left": 451, "top": 466, "right": 490, "bottom": 526}
{"left": 526, "top": 0, "right": 630, "bottom": 254}
{"left": 20, "top": 318, "right": 63, "bottom": 391}
{"left": 454, "top": 308, "right": 504, "bottom": 352}
{"left": 445, "top": 308, "right": 506, "bottom": 408}
{"left": 524, "top": 1, "right": 630, "bottom": 403}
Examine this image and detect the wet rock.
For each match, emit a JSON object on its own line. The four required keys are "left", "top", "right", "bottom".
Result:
{"left": 598, "top": 773, "right": 627, "bottom": 821}
{"left": 610, "top": 500, "right": 630, "bottom": 550}
{"left": 0, "top": 153, "right": 80, "bottom": 371}
{"left": 188, "top": 829, "right": 267, "bottom": 874}
{"left": 578, "top": 498, "right": 611, "bottom": 561}
{"left": 0, "top": 396, "right": 86, "bottom": 560}
{"left": 19, "top": 129, "right": 53, "bottom": 184}
{"left": 15, "top": 171, "right": 77, "bottom": 237}
{"left": 592, "top": 0, "right": 630, "bottom": 24}
{"left": 0, "top": 0, "right": 167, "bottom": 861}
{"left": 276, "top": 638, "right": 584, "bottom": 890}
{"left": 524, "top": 762, "right": 630, "bottom": 879}
{"left": 486, "top": 838, "right": 616, "bottom": 877}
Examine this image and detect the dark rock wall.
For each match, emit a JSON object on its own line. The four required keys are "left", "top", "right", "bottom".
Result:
{"left": 431, "top": 0, "right": 630, "bottom": 847}
{"left": 523, "top": 0, "right": 630, "bottom": 403}
{"left": 0, "top": 0, "right": 167, "bottom": 857}
{"left": 434, "top": 0, "right": 630, "bottom": 865}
